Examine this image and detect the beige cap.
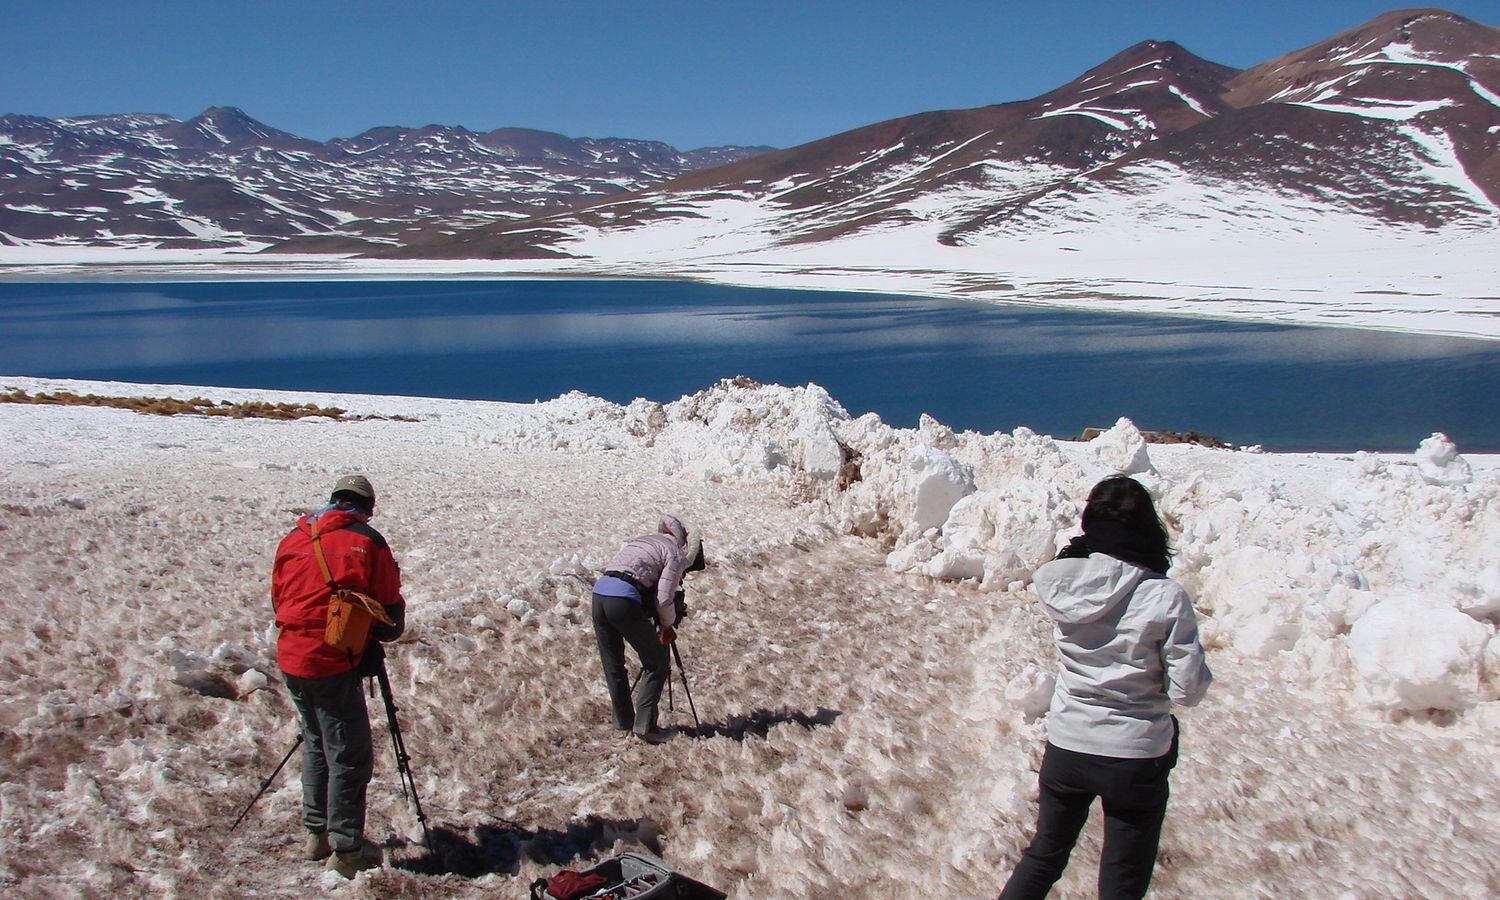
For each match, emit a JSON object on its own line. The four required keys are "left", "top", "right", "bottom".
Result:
{"left": 331, "top": 474, "right": 375, "bottom": 502}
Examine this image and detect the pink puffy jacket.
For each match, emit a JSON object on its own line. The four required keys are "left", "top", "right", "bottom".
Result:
{"left": 604, "top": 515, "right": 691, "bottom": 627}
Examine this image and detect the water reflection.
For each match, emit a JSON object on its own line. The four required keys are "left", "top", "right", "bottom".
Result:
{"left": 0, "top": 279, "right": 1495, "bottom": 451}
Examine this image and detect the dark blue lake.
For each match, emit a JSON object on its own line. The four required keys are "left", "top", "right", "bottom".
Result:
{"left": 1, "top": 279, "right": 1496, "bottom": 452}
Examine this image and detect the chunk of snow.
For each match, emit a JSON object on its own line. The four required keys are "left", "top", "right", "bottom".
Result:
{"left": 908, "top": 446, "right": 976, "bottom": 533}
{"left": 1348, "top": 600, "right": 1492, "bottom": 713}
{"left": 236, "top": 669, "right": 269, "bottom": 695}
{"left": 1415, "top": 432, "right": 1472, "bottom": 486}
{"left": 1088, "top": 417, "right": 1153, "bottom": 475}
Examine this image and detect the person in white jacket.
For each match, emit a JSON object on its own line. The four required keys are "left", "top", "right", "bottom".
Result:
{"left": 998, "top": 475, "right": 1212, "bottom": 900}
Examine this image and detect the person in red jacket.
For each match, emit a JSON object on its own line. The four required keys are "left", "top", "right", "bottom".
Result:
{"left": 271, "top": 474, "right": 404, "bottom": 878}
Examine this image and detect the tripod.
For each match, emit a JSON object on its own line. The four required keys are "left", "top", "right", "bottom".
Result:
{"left": 228, "top": 660, "right": 434, "bottom": 856}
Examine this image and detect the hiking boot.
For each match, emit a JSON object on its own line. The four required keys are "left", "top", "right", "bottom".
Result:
{"left": 634, "top": 728, "right": 674, "bottom": 745}
{"left": 325, "top": 842, "right": 381, "bottom": 878}
{"left": 303, "top": 830, "right": 331, "bottom": 861}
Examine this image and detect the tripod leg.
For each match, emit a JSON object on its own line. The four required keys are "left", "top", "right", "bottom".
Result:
{"left": 376, "top": 663, "right": 434, "bottom": 855}
{"left": 670, "top": 643, "right": 701, "bottom": 732}
{"left": 380, "top": 682, "right": 410, "bottom": 804}
{"left": 230, "top": 733, "right": 303, "bottom": 832}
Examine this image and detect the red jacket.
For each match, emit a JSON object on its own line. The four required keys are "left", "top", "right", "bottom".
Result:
{"left": 271, "top": 506, "right": 405, "bottom": 678}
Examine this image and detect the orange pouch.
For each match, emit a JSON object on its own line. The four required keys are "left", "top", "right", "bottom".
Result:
{"left": 324, "top": 589, "right": 390, "bottom": 653}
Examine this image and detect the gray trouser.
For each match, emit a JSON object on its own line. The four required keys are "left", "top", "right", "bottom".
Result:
{"left": 592, "top": 592, "right": 669, "bottom": 734}
{"left": 284, "top": 669, "right": 373, "bottom": 852}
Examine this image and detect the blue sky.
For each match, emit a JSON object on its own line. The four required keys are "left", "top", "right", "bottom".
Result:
{"left": 4, "top": 1, "right": 1495, "bottom": 150}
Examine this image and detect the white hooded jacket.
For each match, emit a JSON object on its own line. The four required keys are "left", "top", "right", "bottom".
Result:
{"left": 1033, "top": 553, "right": 1212, "bottom": 758}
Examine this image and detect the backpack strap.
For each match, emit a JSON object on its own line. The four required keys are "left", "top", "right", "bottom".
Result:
{"left": 308, "top": 517, "right": 337, "bottom": 588}
{"left": 309, "top": 515, "right": 396, "bottom": 624}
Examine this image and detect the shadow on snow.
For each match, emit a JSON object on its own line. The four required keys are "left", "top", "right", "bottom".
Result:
{"left": 392, "top": 708, "right": 840, "bottom": 877}
{"left": 678, "top": 706, "right": 841, "bottom": 741}
{"left": 396, "top": 814, "right": 663, "bottom": 878}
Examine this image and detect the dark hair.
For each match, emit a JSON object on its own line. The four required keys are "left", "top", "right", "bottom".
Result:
{"left": 330, "top": 490, "right": 373, "bottom": 515}
{"left": 1080, "top": 475, "right": 1171, "bottom": 572}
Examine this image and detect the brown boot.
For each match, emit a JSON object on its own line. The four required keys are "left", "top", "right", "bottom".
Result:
{"left": 633, "top": 727, "right": 675, "bottom": 745}
{"left": 325, "top": 841, "right": 380, "bottom": 878}
{"left": 303, "top": 831, "right": 331, "bottom": 861}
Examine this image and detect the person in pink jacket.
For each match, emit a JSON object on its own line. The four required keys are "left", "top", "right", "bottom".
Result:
{"left": 591, "top": 515, "right": 703, "bottom": 744}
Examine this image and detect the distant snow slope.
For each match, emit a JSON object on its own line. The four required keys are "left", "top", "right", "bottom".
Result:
{"left": 1, "top": 375, "right": 1496, "bottom": 898}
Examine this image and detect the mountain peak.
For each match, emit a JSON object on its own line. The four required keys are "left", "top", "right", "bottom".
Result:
{"left": 188, "top": 105, "right": 269, "bottom": 134}
{"left": 1225, "top": 7, "right": 1500, "bottom": 107}
{"left": 1036, "top": 38, "right": 1239, "bottom": 112}
{"left": 1303, "top": 7, "right": 1493, "bottom": 60}
{"left": 166, "top": 106, "right": 313, "bottom": 151}
{"left": 1120, "top": 38, "right": 1190, "bottom": 62}
{"left": 1022, "top": 37, "right": 1239, "bottom": 136}
{"left": 1065, "top": 39, "right": 1229, "bottom": 86}
{"left": 1365, "top": 7, "right": 1485, "bottom": 34}
{"left": 196, "top": 105, "right": 252, "bottom": 120}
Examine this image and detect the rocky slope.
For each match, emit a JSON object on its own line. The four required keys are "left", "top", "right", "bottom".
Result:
{"left": 387, "top": 8, "right": 1498, "bottom": 261}
{"left": 0, "top": 107, "right": 772, "bottom": 250}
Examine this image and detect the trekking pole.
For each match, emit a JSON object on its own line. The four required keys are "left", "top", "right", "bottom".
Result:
{"left": 375, "top": 660, "right": 434, "bottom": 854}
{"left": 229, "top": 733, "right": 303, "bottom": 832}
{"left": 669, "top": 642, "right": 702, "bottom": 732}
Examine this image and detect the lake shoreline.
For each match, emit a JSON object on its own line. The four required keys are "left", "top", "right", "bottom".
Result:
{"left": 1, "top": 245, "right": 1498, "bottom": 343}
{"left": 1, "top": 278, "right": 1497, "bottom": 453}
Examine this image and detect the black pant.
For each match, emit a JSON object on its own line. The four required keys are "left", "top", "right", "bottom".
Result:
{"left": 591, "top": 593, "right": 669, "bottom": 735}
{"left": 998, "top": 731, "right": 1178, "bottom": 900}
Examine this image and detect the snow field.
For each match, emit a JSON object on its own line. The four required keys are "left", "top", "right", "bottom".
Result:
{"left": 0, "top": 375, "right": 1497, "bottom": 897}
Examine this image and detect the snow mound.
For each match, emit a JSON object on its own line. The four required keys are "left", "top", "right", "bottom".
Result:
{"left": 1349, "top": 601, "right": 1493, "bottom": 713}
{"left": 1088, "top": 417, "right": 1154, "bottom": 475}
{"left": 1415, "top": 431, "right": 1472, "bottom": 486}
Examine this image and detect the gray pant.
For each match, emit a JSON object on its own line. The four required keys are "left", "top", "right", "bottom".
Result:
{"left": 284, "top": 669, "right": 373, "bottom": 853}
{"left": 592, "top": 593, "right": 669, "bottom": 735}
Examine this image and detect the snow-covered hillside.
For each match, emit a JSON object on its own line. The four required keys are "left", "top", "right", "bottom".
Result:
{"left": 393, "top": 11, "right": 1500, "bottom": 265}
{"left": 1, "top": 375, "right": 1496, "bottom": 898}
{"left": 338, "top": 9, "right": 1500, "bottom": 339}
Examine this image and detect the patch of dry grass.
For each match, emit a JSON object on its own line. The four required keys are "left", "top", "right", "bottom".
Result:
{"left": 1074, "top": 425, "right": 1231, "bottom": 449}
{"left": 0, "top": 389, "right": 417, "bottom": 422}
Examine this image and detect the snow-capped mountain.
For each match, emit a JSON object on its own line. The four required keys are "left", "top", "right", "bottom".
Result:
{"left": 0, "top": 107, "right": 773, "bottom": 250}
{"left": 387, "top": 8, "right": 1499, "bottom": 261}
{"left": 3, "top": 9, "right": 1494, "bottom": 262}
